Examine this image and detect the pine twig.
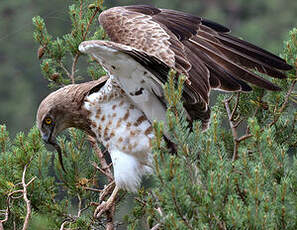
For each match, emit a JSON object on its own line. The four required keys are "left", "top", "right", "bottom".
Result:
{"left": 92, "top": 162, "right": 113, "bottom": 181}
{"left": 224, "top": 97, "right": 239, "bottom": 161}
{"left": 59, "top": 221, "right": 69, "bottom": 230}
{"left": 58, "top": 61, "right": 71, "bottom": 78}
{"left": 135, "top": 197, "right": 163, "bottom": 230}
{"left": 237, "top": 134, "right": 253, "bottom": 142}
{"left": 224, "top": 93, "right": 254, "bottom": 161}
{"left": 268, "top": 79, "right": 296, "bottom": 128}
{"left": 84, "top": 187, "right": 102, "bottom": 193}
{"left": 82, "top": 7, "right": 100, "bottom": 41}
{"left": 68, "top": 5, "right": 100, "bottom": 84}
{"left": 151, "top": 223, "right": 161, "bottom": 230}
{"left": 60, "top": 194, "right": 93, "bottom": 229}
{"left": 88, "top": 136, "right": 114, "bottom": 182}
{"left": 76, "top": 194, "right": 82, "bottom": 218}
{"left": 171, "top": 188, "right": 193, "bottom": 230}
{"left": 0, "top": 206, "right": 9, "bottom": 230}
{"left": 0, "top": 187, "right": 27, "bottom": 228}
{"left": 230, "top": 93, "right": 240, "bottom": 121}
{"left": 22, "top": 160, "right": 37, "bottom": 230}
{"left": 69, "top": 53, "right": 80, "bottom": 84}
{"left": 88, "top": 135, "right": 117, "bottom": 229}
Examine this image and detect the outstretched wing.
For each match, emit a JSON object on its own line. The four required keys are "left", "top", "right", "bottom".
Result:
{"left": 96, "top": 5, "right": 291, "bottom": 127}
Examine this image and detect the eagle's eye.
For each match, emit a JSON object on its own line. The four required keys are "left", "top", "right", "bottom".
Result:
{"left": 44, "top": 117, "right": 53, "bottom": 125}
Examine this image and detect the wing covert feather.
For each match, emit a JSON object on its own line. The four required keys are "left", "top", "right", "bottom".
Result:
{"left": 95, "top": 5, "right": 291, "bottom": 128}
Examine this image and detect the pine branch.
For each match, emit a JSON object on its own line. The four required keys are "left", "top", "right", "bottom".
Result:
{"left": 88, "top": 135, "right": 117, "bottom": 228}
{"left": 59, "top": 193, "right": 92, "bottom": 230}
{"left": 150, "top": 223, "right": 161, "bottom": 230}
{"left": 21, "top": 158, "right": 36, "bottom": 230}
{"left": 0, "top": 205, "right": 9, "bottom": 230}
{"left": 69, "top": 4, "right": 100, "bottom": 84}
{"left": 224, "top": 95, "right": 240, "bottom": 161}
{"left": 171, "top": 187, "right": 193, "bottom": 230}
{"left": 70, "top": 53, "right": 80, "bottom": 84}
{"left": 268, "top": 79, "right": 296, "bottom": 127}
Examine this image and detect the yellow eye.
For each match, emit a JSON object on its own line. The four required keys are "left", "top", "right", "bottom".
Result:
{"left": 45, "top": 118, "right": 52, "bottom": 125}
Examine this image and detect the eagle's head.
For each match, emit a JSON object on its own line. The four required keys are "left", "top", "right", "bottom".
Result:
{"left": 36, "top": 77, "right": 108, "bottom": 171}
{"left": 37, "top": 85, "right": 78, "bottom": 144}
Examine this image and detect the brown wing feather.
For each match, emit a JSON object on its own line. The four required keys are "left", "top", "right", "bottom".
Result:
{"left": 99, "top": 6, "right": 211, "bottom": 127}
{"left": 189, "top": 36, "right": 281, "bottom": 91}
{"left": 197, "top": 27, "right": 288, "bottom": 79}
{"left": 217, "top": 33, "right": 291, "bottom": 70}
{"left": 98, "top": 5, "right": 291, "bottom": 128}
{"left": 99, "top": 6, "right": 176, "bottom": 68}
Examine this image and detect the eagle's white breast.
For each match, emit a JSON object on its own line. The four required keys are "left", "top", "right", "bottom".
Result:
{"left": 83, "top": 78, "right": 154, "bottom": 192}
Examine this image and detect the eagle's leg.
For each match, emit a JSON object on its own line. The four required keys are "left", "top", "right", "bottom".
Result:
{"left": 94, "top": 185, "right": 119, "bottom": 218}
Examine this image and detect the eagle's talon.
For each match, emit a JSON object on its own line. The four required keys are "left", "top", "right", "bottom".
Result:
{"left": 94, "top": 186, "right": 119, "bottom": 219}
{"left": 94, "top": 201, "right": 109, "bottom": 218}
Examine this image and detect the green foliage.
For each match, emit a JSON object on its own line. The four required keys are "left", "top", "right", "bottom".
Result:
{"left": 0, "top": 124, "right": 110, "bottom": 229}
{"left": 127, "top": 28, "right": 297, "bottom": 229}
{"left": 0, "top": 125, "right": 57, "bottom": 228}
{"left": 32, "top": 0, "right": 106, "bottom": 86}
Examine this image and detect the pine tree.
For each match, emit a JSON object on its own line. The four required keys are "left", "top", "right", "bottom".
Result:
{"left": 0, "top": 0, "right": 296, "bottom": 229}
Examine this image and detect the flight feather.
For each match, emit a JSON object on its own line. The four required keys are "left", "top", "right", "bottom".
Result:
{"left": 81, "top": 5, "right": 292, "bottom": 128}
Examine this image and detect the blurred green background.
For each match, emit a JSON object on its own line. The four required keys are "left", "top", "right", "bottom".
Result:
{"left": 0, "top": 0, "right": 296, "bottom": 137}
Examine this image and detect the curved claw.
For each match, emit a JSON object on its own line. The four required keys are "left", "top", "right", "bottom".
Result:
{"left": 94, "top": 201, "right": 111, "bottom": 218}
{"left": 94, "top": 186, "right": 119, "bottom": 218}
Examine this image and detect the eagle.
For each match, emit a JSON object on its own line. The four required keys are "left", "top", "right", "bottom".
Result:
{"left": 36, "top": 5, "right": 291, "bottom": 217}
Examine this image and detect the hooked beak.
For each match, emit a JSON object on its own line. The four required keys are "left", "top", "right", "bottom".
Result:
{"left": 42, "top": 131, "right": 67, "bottom": 173}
